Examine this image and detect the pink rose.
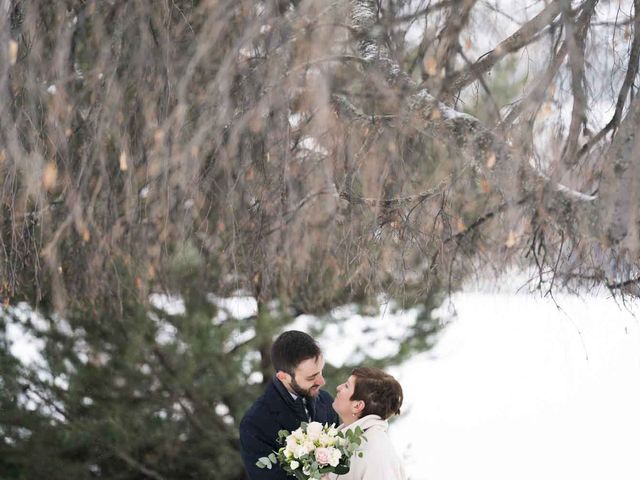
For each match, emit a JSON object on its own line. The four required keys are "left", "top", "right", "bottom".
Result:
{"left": 314, "top": 447, "right": 331, "bottom": 466}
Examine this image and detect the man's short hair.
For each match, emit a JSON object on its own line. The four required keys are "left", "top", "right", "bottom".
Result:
{"left": 271, "top": 330, "right": 321, "bottom": 375}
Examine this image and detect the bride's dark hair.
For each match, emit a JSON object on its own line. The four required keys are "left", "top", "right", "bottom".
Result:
{"left": 350, "top": 368, "right": 403, "bottom": 420}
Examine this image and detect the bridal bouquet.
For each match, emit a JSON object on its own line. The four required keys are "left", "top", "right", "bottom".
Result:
{"left": 256, "top": 421, "right": 366, "bottom": 480}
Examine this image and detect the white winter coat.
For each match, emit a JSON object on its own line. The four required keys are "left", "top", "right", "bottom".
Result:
{"left": 329, "top": 414, "right": 407, "bottom": 480}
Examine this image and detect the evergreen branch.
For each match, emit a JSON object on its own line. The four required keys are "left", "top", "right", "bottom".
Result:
{"left": 338, "top": 177, "right": 449, "bottom": 208}
{"left": 112, "top": 448, "right": 167, "bottom": 480}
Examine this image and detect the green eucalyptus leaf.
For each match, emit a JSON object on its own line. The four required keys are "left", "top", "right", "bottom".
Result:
{"left": 257, "top": 457, "right": 272, "bottom": 469}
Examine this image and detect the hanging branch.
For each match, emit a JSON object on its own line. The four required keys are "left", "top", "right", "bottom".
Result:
{"left": 561, "top": 0, "right": 598, "bottom": 165}
{"left": 444, "top": 0, "right": 564, "bottom": 94}
{"left": 348, "top": 0, "right": 596, "bottom": 209}
{"left": 501, "top": 41, "right": 568, "bottom": 128}
{"left": 433, "top": 0, "right": 477, "bottom": 80}
{"left": 577, "top": 0, "right": 640, "bottom": 158}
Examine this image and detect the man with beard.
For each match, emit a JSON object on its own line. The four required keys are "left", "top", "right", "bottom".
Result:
{"left": 240, "top": 330, "right": 339, "bottom": 479}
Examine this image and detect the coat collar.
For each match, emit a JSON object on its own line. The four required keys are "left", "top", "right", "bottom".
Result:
{"left": 270, "top": 376, "right": 296, "bottom": 408}
{"left": 267, "top": 377, "right": 313, "bottom": 422}
{"left": 339, "top": 414, "right": 388, "bottom": 433}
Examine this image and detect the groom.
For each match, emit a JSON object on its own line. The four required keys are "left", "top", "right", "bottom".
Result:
{"left": 240, "top": 330, "right": 339, "bottom": 479}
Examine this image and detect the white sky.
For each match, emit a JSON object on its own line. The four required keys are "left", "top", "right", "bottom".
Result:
{"left": 388, "top": 291, "right": 640, "bottom": 480}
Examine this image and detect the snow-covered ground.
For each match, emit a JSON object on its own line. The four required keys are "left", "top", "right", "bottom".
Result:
{"left": 388, "top": 291, "right": 640, "bottom": 480}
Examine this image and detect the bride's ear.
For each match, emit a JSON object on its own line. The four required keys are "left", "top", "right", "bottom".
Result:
{"left": 353, "top": 399, "right": 365, "bottom": 415}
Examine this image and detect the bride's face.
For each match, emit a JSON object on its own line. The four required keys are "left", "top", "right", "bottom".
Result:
{"left": 332, "top": 375, "right": 360, "bottom": 420}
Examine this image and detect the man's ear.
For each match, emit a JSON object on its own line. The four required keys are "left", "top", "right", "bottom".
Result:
{"left": 275, "top": 371, "right": 290, "bottom": 383}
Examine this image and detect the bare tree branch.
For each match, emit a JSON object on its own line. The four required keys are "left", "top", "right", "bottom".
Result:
{"left": 561, "top": 0, "right": 599, "bottom": 165}
{"left": 578, "top": 0, "right": 640, "bottom": 158}
{"left": 434, "top": 0, "right": 477, "bottom": 81}
{"left": 501, "top": 41, "right": 568, "bottom": 128}
{"left": 444, "top": 0, "right": 564, "bottom": 94}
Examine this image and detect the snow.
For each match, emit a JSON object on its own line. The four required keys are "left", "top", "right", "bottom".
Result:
{"left": 292, "top": 299, "right": 421, "bottom": 367}
{"left": 208, "top": 293, "right": 257, "bottom": 321}
{"left": 4, "top": 304, "right": 47, "bottom": 368}
{"left": 149, "top": 293, "right": 186, "bottom": 316}
{"left": 387, "top": 292, "right": 640, "bottom": 480}
{"left": 6, "top": 321, "right": 45, "bottom": 367}
{"left": 552, "top": 180, "right": 598, "bottom": 201}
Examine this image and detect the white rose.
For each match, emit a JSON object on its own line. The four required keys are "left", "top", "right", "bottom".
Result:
{"left": 294, "top": 444, "right": 309, "bottom": 459}
{"left": 292, "top": 428, "right": 305, "bottom": 441}
{"left": 327, "top": 426, "right": 338, "bottom": 436}
{"left": 302, "top": 464, "right": 312, "bottom": 476}
{"left": 290, "top": 460, "right": 300, "bottom": 470}
{"left": 303, "top": 440, "right": 316, "bottom": 453}
{"left": 328, "top": 447, "right": 342, "bottom": 467}
{"left": 306, "top": 421, "right": 323, "bottom": 441}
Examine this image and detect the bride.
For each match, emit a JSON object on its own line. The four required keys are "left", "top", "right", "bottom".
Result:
{"left": 327, "top": 367, "right": 406, "bottom": 480}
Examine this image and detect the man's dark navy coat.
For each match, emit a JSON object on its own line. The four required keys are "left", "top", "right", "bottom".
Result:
{"left": 239, "top": 377, "right": 339, "bottom": 479}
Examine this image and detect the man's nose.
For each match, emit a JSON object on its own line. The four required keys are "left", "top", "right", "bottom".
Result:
{"left": 316, "top": 373, "right": 325, "bottom": 387}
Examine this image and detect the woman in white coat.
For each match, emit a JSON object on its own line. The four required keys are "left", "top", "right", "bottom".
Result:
{"left": 328, "top": 367, "right": 406, "bottom": 480}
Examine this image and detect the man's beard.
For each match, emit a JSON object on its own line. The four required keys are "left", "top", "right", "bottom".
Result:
{"left": 290, "top": 376, "right": 320, "bottom": 398}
